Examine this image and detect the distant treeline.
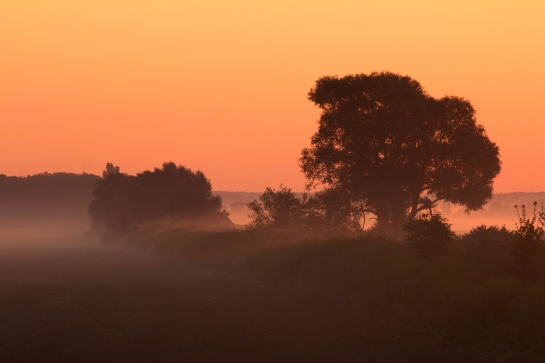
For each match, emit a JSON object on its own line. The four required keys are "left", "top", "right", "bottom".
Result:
{"left": 0, "top": 170, "right": 544, "bottom": 231}
{"left": 0, "top": 172, "right": 100, "bottom": 228}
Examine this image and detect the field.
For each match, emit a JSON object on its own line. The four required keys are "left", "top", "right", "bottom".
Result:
{"left": 1, "top": 229, "right": 544, "bottom": 362}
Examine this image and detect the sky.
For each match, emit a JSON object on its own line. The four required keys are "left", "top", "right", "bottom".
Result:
{"left": 1, "top": 1, "right": 544, "bottom": 192}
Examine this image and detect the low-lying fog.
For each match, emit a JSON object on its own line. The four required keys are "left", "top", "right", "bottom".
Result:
{"left": 0, "top": 229, "right": 187, "bottom": 285}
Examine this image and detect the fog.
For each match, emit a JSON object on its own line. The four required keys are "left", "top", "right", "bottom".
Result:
{"left": 2, "top": 228, "right": 436, "bottom": 362}
{"left": 2, "top": 189, "right": 544, "bottom": 362}
{"left": 0, "top": 230, "right": 186, "bottom": 285}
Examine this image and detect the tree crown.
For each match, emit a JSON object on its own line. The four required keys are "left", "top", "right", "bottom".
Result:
{"left": 300, "top": 72, "right": 501, "bottom": 236}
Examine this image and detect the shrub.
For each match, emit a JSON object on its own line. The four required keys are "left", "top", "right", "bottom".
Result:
{"left": 403, "top": 214, "right": 454, "bottom": 257}
{"left": 461, "top": 225, "right": 515, "bottom": 248}
{"left": 247, "top": 185, "right": 306, "bottom": 230}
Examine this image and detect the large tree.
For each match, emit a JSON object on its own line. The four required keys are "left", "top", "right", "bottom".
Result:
{"left": 300, "top": 72, "right": 501, "bottom": 237}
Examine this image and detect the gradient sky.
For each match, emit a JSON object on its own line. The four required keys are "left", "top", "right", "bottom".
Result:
{"left": 1, "top": 1, "right": 544, "bottom": 192}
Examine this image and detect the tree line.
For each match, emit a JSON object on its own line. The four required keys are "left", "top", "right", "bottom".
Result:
{"left": 0, "top": 172, "right": 99, "bottom": 227}
{"left": 3, "top": 71, "right": 542, "bottom": 282}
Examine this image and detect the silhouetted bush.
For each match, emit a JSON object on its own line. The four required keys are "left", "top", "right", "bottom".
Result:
{"left": 403, "top": 214, "right": 454, "bottom": 257}
{"left": 461, "top": 224, "right": 515, "bottom": 248}
{"left": 248, "top": 185, "right": 372, "bottom": 235}
{"left": 247, "top": 185, "right": 306, "bottom": 230}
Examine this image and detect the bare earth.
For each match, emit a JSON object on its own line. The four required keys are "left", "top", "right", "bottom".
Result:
{"left": 0, "top": 233, "right": 506, "bottom": 362}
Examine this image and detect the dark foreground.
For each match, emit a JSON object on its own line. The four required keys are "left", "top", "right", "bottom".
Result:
{"left": 0, "top": 233, "right": 524, "bottom": 362}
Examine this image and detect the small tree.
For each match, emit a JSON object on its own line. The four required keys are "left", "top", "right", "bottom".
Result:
{"left": 247, "top": 185, "right": 305, "bottom": 230}
{"left": 403, "top": 213, "right": 454, "bottom": 257}
{"left": 102, "top": 163, "right": 120, "bottom": 178}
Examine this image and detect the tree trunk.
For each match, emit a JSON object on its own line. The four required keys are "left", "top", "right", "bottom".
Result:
{"left": 374, "top": 205, "right": 391, "bottom": 237}
{"left": 391, "top": 203, "right": 406, "bottom": 240}
{"left": 374, "top": 200, "right": 406, "bottom": 240}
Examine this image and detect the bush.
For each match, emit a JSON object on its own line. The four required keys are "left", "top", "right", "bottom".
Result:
{"left": 403, "top": 214, "right": 454, "bottom": 257}
{"left": 461, "top": 225, "right": 515, "bottom": 249}
{"left": 247, "top": 185, "right": 306, "bottom": 230}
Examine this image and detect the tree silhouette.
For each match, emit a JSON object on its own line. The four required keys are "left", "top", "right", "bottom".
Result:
{"left": 300, "top": 72, "right": 501, "bottom": 237}
{"left": 305, "top": 188, "right": 368, "bottom": 232}
{"left": 102, "top": 163, "right": 120, "bottom": 178}
{"left": 247, "top": 185, "right": 305, "bottom": 230}
{"left": 0, "top": 172, "right": 100, "bottom": 227}
{"left": 89, "top": 162, "right": 231, "bottom": 236}
{"left": 134, "top": 162, "right": 229, "bottom": 224}
{"left": 88, "top": 171, "right": 137, "bottom": 234}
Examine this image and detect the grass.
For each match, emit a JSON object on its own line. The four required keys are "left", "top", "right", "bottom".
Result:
{"left": 246, "top": 236, "right": 545, "bottom": 360}
{"left": 125, "top": 227, "right": 545, "bottom": 360}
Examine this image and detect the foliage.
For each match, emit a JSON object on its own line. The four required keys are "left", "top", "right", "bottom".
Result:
{"left": 304, "top": 187, "right": 368, "bottom": 232}
{"left": 102, "top": 162, "right": 120, "bottom": 178}
{"left": 88, "top": 172, "right": 137, "bottom": 234}
{"left": 88, "top": 162, "right": 231, "bottom": 237}
{"left": 0, "top": 172, "right": 99, "bottom": 203}
{"left": 134, "top": 162, "right": 228, "bottom": 222}
{"left": 460, "top": 224, "right": 515, "bottom": 248}
{"left": 247, "top": 185, "right": 371, "bottom": 234}
{"left": 512, "top": 203, "right": 545, "bottom": 282}
{"left": 300, "top": 72, "right": 501, "bottom": 237}
{"left": 403, "top": 214, "right": 454, "bottom": 257}
{"left": 247, "top": 185, "right": 306, "bottom": 230}
{"left": 0, "top": 172, "right": 100, "bottom": 227}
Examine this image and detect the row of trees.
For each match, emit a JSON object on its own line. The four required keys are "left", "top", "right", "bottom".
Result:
{"left": 0, "top": 172, "right": 98, "bottom": 201}
{"left": 0, "top": 172, "right": 99, "bottom": 227}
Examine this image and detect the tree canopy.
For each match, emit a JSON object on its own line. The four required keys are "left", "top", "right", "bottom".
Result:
{"left": 0, "top": 172, "right": 99, "bottom": 228}
{"left": 247, "top": 185, "right": 366, "bottom": 234}
{"left": 89, "top": 162, "right": 231, "bottom": 236}
{"left": 300, "top": 72, "right": 501, "bottom": 237}
{"left": 247, "top": 185, "right": 306, "bottom": 230}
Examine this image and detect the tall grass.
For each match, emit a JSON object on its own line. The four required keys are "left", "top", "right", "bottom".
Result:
{"left": 126, "top": 227, "right": 544, "bottom": 360}
{"left": 245, "top": 236, "right": 545, "bottom": 360}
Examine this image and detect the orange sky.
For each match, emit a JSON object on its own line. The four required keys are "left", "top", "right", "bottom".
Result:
{"left": 1, "top": 1, "right": 544, "bottom": 192}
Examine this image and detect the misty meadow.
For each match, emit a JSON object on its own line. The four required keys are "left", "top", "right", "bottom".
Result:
{"left": 2, "top": 72, "right": 545, "bottom": 362}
